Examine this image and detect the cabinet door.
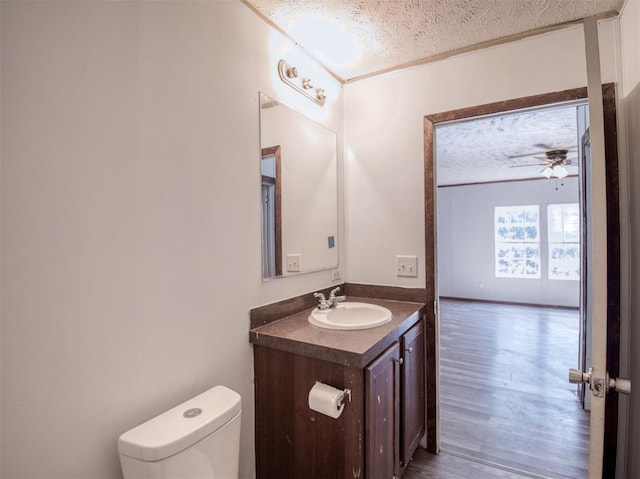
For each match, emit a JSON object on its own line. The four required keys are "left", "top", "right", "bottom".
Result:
{"left": 365, "top": 342, "right": 400, "bottom": 479}
{"left": 401, "top": 319, "right": 426, "bottom": 467}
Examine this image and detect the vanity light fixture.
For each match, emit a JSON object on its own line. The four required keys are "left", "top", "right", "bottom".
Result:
{"left": 278, "top": 60, "right": 326, "bottom": 107}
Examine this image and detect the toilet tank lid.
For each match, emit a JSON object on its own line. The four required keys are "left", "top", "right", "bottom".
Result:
{"left": 118, "top": 385, "right": 241, "bottom": 462}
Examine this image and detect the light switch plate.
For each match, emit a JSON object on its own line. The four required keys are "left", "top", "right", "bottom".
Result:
{"left": 286, "top": 254, "right": 302, "bottom": 272}
{"left": 396, "top": 255, "right": 418, "bottom": 277}
{"left": 330, "top": 269, "right": 342, "bottom": 281}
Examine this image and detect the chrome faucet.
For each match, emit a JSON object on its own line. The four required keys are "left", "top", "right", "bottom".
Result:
{"left": 314, "top": 287, "right": 346, "bottom": 310}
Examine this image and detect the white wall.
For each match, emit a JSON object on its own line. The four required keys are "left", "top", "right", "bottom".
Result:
{"left": 343, "top": 12, "right": 633, "bottom": 477}
{"left": 619, "top": 1, "right": 640, "bottom": 477}
{"left": 0, "top": 1, "right": 343, "bottom": 478}
{"left": 437, "top": 178, "right": 580, "bottom": 307}
{"left": 344, "top": 20, "right": 618, "bottom": 288}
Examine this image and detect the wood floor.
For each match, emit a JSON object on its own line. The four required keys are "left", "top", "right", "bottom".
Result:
{"left": 405, "top": 299, "right": 589, "bottom": 479}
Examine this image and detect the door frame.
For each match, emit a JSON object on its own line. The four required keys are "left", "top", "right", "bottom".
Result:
{"left": 423, "top": 84, "right": 620, "bottom": 474}
{"left": 261, "top": 145, "right": 282, "bottom": 276}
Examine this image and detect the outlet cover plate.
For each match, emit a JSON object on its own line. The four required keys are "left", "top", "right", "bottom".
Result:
{"left": 330, "top": 269, "right": 342, "bottom": 281}
{"left": 286, "top": 254, "right": 302, "bottom": 272}
{"left": 396, "top": 255, "right": 418, "bottom": 277}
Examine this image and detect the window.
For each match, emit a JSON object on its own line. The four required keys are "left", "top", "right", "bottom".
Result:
{"left": 548, "top": 203, "right": 580, "bottom": 280}
{"left": 495, "top": 205, "right": 540, "bottom": 278}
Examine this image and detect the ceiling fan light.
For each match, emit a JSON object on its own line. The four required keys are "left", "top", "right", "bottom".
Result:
{"left": 553, "top": 164, "right": 569, "bottom": 179}
{"left": 542, "top": 167, "right": 553, "bottom": 179}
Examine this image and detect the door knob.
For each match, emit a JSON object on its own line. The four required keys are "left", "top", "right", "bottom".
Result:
{"left": 569, "top": 368, "right": 591, "bottom": 384}
{"left": 569, "top": 368, "right": 631, "bottom": 396}
{"left": 609, "top": 377, "right": 631, "bottom": 395}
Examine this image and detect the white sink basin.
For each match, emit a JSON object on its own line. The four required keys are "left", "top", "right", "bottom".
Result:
{"left": 308, "top": 302, "right": 393, "bottom": 330}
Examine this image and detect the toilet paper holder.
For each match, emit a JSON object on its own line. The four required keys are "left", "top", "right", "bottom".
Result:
{"left": 338, "top": 386, "right": 352, "bottom": 407}
{"left": 308, "top": 381, "right": 352, "bottom": 419}
{"left": 313, "top": 381, "right": 351, "bottom": 406}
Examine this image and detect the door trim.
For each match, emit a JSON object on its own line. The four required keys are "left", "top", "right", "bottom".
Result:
{"left": 261, "top": 145, "right": 282, "bottom": 276}
{"left": 423, "top": 84, "right": 620, "bottom": 475}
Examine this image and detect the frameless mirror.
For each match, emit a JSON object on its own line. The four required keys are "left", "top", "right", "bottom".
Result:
{"left": 259, "top": 92, "right": 338, "bottom": 279}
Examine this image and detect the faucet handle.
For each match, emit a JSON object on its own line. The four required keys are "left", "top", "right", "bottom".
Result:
{"left": 329, "top": 287, "right": 341, "bottom": 298}
{"left": 313, "top": 292, "right": 326, "bottom": 301}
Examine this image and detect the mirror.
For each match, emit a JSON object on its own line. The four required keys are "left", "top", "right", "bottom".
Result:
{"left": 259, "top": 92, "right": 338, "bottom": 279}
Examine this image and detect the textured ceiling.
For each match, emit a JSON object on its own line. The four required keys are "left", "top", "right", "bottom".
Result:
{"left": 436, "top": 104, "right": 582, "bottom": 185}
{"left": 246, "top": 0, "right": 611, "bottom": 184}
{"left": 246, "top": 0, "right": 621, "bottom": 82}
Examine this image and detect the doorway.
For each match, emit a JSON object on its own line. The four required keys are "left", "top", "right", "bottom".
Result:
{"left": 422, "top": 85, "right": 621, "bottom": 477}
{"left": 435, "top": 102, "right": 587, "bottom": 477}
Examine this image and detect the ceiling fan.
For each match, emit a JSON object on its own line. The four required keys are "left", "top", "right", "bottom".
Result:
{"left": 508, "top": 144, "right": 577, "bottom": 179}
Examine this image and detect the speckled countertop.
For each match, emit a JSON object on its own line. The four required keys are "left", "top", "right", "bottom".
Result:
{"left": 249, "top": 297, "right": 425, "bottom": 368}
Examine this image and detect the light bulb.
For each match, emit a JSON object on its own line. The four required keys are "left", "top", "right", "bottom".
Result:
{"left": 553, "top": 165, "right": 568, "bottom": 179}
{"left": 286, "top": 66, "right": 298, "bottom": 79}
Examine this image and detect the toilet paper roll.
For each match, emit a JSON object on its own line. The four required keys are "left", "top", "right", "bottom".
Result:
{"left": 308, "top": 382, "right": 345, "bottom": 419}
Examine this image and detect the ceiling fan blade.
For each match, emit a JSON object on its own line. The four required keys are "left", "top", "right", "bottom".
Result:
{"left": 508, "top": 145, "right": 578, "bottom": 159}
{"left": 507, "top": 151, "right": 546, "bottom": 159}
{"left": 534, "top": 143, "right": 578, "bottom": 151}
{"left": 533, "top": 143, "right": 554, "bottom": 149}
{"left": 509, "top": 163, "right": 547, "bottom": 168}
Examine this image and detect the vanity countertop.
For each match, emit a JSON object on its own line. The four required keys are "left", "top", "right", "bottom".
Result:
{"left": 249, "top": 297, "right": 425, "bottom": 368}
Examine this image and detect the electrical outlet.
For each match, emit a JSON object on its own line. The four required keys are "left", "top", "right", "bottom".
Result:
{"left": 330, "top": 269, "right": 342, "bottom": 281}
{"left": 396, "top": 255, "right": 418, "bottom": 277}
{"left": 286, "top": 254, "right": 302, "bottom": 272}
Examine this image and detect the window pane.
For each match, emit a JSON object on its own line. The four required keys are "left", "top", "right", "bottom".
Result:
{"left": 525, "top": 225, "right": 538, "bottom": 241}
{"left": 549, "top": 245, "right": 580, "bottom": 280}
{"left": 525, "top": 245, "right": 539, "bottom": 259}
{"left": 509, "top": 225, "right": 525, "bottom": 241}
{"left": 563, "top": 222, "right": 580, "bottom": 242}
{"left": 510, "top": 209, "right": 524, "bottom": 223}
{"left": 548, "top": 203, "right": 580, "bottom": 281}
{"left": 524, "top": 207, "right": 539, "bottom": 223}
{"left": 526, "top": 259, "right": 540, "bottom": 275}
{"left": 494, "top": 205, "right": 540, "bottom": 279}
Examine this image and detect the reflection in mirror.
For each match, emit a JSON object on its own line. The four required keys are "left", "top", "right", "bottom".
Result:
{"left": 260, "top": 92, "right": 338, "bottom": 279}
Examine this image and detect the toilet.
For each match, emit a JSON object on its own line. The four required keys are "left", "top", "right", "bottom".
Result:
{"left": 118, "top": 385, "right": 241, "bottom": 479}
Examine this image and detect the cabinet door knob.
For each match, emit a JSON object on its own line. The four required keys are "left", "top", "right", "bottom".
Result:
{"left": 405, "top": 346, "right": 413, "bottom": 354}
{"left": 393, "top": 357, "right": 404, "bottom": 365}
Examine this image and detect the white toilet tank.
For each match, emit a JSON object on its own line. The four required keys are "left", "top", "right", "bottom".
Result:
{"left": 118, "top": 385, "right": 241, "bottom": 479}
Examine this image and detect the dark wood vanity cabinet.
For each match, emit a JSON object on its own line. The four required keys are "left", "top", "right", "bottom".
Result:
{"left": 365, "top": 342, "right": 401, "bottom": 479}
{"left": 365, "top": 320, "right": 426, "bottom": 479}
{"left": 400, "top": 320, "right": 426, "bottom": 468}
{"left": 253, "top": 314, "right": 426, "bottom": 479}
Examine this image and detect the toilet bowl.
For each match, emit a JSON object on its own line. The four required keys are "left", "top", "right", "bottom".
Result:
{"left": 118, "top": 385, "right": 241, "bottom": 479}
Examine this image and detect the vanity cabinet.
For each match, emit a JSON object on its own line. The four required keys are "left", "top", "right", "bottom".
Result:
{"left": 365, "top": 320, "right": 425, "bottom": 479}
{"left": 253, "top": 309, "right": 426, "bottom": 479}
{"left": 400, "top": 321, "right": 426, "bottom": 468}
{"left": 365, "top": 342, "right": 400, "bottom": 479}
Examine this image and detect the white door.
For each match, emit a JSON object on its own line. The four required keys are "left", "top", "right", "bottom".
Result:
{"left": 568, "top": 17, "right": 630, "bottom": 478}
